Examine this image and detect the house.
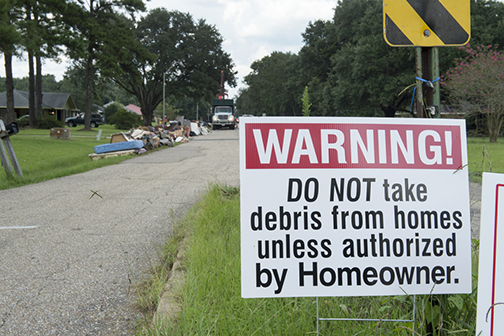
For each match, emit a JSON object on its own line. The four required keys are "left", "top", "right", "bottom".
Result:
{"left": 124, "top": 104, "right": 143, "bottom": 120}
{"left": 0, "top": 89, "right": 79, "bottom": 122}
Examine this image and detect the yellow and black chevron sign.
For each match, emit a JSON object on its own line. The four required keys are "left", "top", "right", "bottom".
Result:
{"left": 384, "top": 0, "right": 470, "bottom": 47}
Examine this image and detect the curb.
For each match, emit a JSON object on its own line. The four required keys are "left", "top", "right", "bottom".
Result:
{"left": 152, "top": 244, "right": 186, "bottom": 325}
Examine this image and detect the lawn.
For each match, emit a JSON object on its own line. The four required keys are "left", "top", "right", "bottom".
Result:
{"left": 466, "top": 137, "right": 504, "bottom": 182}
{"left": 0, "top": 125, "right": 136, "bottom": 190}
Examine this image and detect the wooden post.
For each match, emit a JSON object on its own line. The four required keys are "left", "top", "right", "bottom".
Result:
{"left": 415, "top": 47, "right": 440, "bottom": 118}
{"left": 0, "top": 126, "right": 23, "bottom": 178}
{"left": 0, "top": 134, "right": 14, "bottom": 177}
{"left": 3, "top": 137, "right": 23, "bottom": 178}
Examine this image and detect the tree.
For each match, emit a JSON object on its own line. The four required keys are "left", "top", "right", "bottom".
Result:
{"left": 301, "top": 86, "right": 311, "bottom": 116}
{"left": 442, "top": 44, "right": 504, "bottom": 142}
{"left": 64, "top": 0, "right": 147, "bottom": 130}
{"left": 243, "top": 52, "right": 302, "bottom": 116}
{"left": 295, "top": 0, "right": 504, "bottom": 117}
{"left": 323, "top": 0, "right": 415, "bottom": 116}
{"left": 114, "top": 8, "right": 236, "bottom": 126}
{"left": 18, "top": 0, "right": 73, "bottom": 126}
{"left": 0, "top": 0, "right": 21, "bottom": 123}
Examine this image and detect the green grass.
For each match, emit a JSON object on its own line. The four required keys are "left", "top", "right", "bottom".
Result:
{"left": 0, "top": 125, "right": 136, "bottom": 190}
{"left": 136, "top": 185, "right": 479, "bottom": 336}
{"left": 466, "top": 137, "right": 504, "bottom": 182}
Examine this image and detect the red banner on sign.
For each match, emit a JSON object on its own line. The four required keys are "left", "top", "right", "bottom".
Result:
{"left": 245, "top": 123, "right": 463, "bottom": 170}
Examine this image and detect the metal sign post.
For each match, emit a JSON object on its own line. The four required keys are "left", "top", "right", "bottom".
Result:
{"left": 0, "top": 119, "right": 23, "bottom": 178}
{"left": 384, "top": 0, "right": 470, "bottom": 118}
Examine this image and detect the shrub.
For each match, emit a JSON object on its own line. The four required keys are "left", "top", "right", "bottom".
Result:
{"left": 16, "top": 116, "right": 29, "bottom": 128}
{"left": 109, "top": 108, "right": 142, "bottom": 129}
{"left": 34, "top": 115, "right": 64, "bottom": 129}
{"left": 104, "top": 102, "right": 122, "bottom": 123}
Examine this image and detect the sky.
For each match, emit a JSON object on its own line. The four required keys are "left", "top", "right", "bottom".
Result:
{"left": 0, "top": 0, "right": 337, "bottom": 99}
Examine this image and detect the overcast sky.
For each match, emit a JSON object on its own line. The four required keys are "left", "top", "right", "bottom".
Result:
{"left": 0, "top": 0, "right": 336, "bottom": 99}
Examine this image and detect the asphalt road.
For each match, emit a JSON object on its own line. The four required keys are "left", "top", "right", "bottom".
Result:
{"left": 0, "top": 129, "right": 240, "bottom": 335}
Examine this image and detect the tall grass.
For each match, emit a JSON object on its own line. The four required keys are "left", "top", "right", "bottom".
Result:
{"left": 466, "top": 137, "right": 504, "bottom": 182}
{"left": 139, "top": 185, "right": 479, "bottom": 336}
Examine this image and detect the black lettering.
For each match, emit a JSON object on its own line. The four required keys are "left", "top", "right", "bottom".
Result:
{"left": 440, "top": 211, "right": 450, "bottom": 229}
{"left": 338, "top": 267, "right": 361, "bottom": 286}
{"left": 265, "top": 211, "right": 276, "bottom": 230}
{"left": 393, "top": 238, "right": 404, "bottom": 257}
{"left": 422, "top": 238, "right": 431, "bottom": 256}
{"left": 307, "top": 239, "right": 318, "bottom": 258}
{"left": 293, "top": 240, "right": 305, "bottom": 258}
{"left": 417, "top": 183, "right": 427, "bottom": 201}
{"left": 279, "top": 206, "right": 291, "bottom": 230}
{"left": 342, "top": 239, "right": 354, "bottom": 258}
{"left": 394, "top": 205, "right": 405, "bottom": 229}
{"left": 251, "top": 207, "right": 262, "bottom": 230}
{"left": 421, "top": 211, "right": 438, "bottom": 229}
{"left": 321, "top": 239, "right": 332, "bottom": 258}
{"left": 288, "top": 178, "right": 302, "bottom": 202}
{"left": 433, "top": 238, "right": 443, "bottom": 257}
{"left": 305, "top": 178, "right": 319, "bottom": 202}
{"left": 272, "top": 239, "right": 284, "bottom": 258}
{"left": 379, "top": 267, "right": 395, "bottom": 286}
{"left": 383, "top": 179, "right": 391, "bottom": 201}
{"left": 330, "top": 178, "right": 345, "bottom": 202}
{"left": 416, "top": 266, "right": 430, "bottom": 284}
{"left": 320, "top": 268, "right": 336, "bottom": 286}
{"left": 363, "top": 178, "right": 376, "bottom": 201}
{"left": 405, "top": 178, "right": 416, "bottom": 201}
{"left": 453, "top": 211, "right": 463, "bottom": 229}
{"left": 256, "top": 263, "right": 272, "bottom": 288}
{"left": 311, "top": 211, "right": 322, "bottom": 230}
{"left": 446, "top": 233, "right": 457, "bottom": 256}
{"left": 392, "top": 183, "right": 403, "bottom": 201}
{"left": 258, "top": 240, "right": 269, "bottom": 259}
{"left": 299, "top": 262, "right": 317, "bottom": 286}
{"left": 363, "top": 267, "right": 378, "bottom": 285}
{"left": 347, "top": 177, "right": 361, "bottom": 202}
{"left": 357, "top": 239, "right": 368, "bottom": 258}
{"left": 395, "top": 267, "right": 415, "bottom": 285}
{"left": 432, "top": 266, "right": 445, "bottom": 284}
{"left": 352, "top": 211, "right": 363, "bottom": 229}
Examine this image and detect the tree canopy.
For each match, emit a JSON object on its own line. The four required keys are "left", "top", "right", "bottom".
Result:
{"left": 113, "top": 8, "right": 236, "bottom": 126}
{"left": 238, "top": 0, "right": 504, "bottom": 119}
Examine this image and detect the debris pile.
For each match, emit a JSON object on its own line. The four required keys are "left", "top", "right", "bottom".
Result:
{"left": 88, "top": 121, "right": 210, "bottom": 161}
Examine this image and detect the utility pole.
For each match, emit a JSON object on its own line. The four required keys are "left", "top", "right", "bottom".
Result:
{"left": 163, "top": 72, "right": 166, "bottom": 126}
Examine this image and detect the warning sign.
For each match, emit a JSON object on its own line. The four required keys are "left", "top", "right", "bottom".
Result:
{"left": 476, "top": 173, "right": 504, "bottom": 335}
{"left": 383, "top": 0, "right": 470, "bottom": 47}
{"left": 239, "top": 117, "right": 472, "bottom": 298}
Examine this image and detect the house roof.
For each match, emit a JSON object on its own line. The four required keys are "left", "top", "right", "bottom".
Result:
{"left": 124, "top": 104, "right": 142, "bottom": 116}
{"left": 0, "top": 90, "right": 79, "bottom": 111}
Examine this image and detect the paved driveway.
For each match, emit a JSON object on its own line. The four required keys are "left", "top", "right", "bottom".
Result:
{"left": 0, "top": 130, "right": 239, "bottom": 335}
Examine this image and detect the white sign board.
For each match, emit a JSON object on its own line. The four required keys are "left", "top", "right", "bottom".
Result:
{"left": 476, "top": 173, "right": 504, "bottom": 335}
{"left": 240, "top": 117, "right": 472, "bottom": 298}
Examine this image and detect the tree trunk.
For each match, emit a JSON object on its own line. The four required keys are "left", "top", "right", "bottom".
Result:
{"left": 83, "top": 52, "right": 94, "bottom": 130}
{"left": 142, "top": 107, "right": 154, "bottom": 127}
{"left": 28, "top": 51, "right": 36, "bottom": 127}
{"left": 4, "top": 52, "right": 16, "bottom": 123}
{"left": 487, "top": 110, "right": 502, "bottom": 143}
{"left": 36, "top": 55, "right": 43, "bottom": 119}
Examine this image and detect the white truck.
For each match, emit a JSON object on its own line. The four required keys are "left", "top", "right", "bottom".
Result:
{"left": 211, "top": 99, "right": 236, "bottom": 130}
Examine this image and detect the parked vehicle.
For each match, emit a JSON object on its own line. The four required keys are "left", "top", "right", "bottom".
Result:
{"left": 65, "top": 113, "right": 104, "bottom": 128}
{"left": 212, "top": 100, "right": 236, "bottom": 130}
{"left": 211, "top": 71, "right": 236, "bottom": 130}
